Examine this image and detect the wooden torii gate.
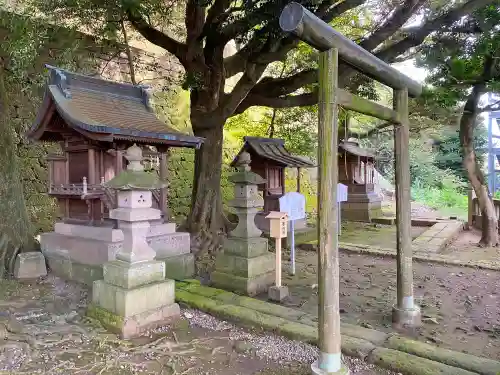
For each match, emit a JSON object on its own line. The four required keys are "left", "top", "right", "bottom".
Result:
{"left": 280, "top": 3, "right": 423, "bottom": 374}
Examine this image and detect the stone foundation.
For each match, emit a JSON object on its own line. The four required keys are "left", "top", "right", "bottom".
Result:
{"left": 211, "top": 270, "right": 275, "bottom": 296}
{"left": 40, "top": 222, "right": 193, "bottom": 284}
{"left": 87, "top": 297, "right": 180, "bottom": 339}
{"left": 159, "top": 253, "right": 195, "bottom": 281}
{"left": 212, "top": 236, "right": 275, "bottom": 296}
{"left": 341, "top": 192, "right": 383, "bottom": 222}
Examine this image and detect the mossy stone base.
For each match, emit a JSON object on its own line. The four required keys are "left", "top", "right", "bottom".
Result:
{"left": 93, "top": 279, "right": 176, "bottom": 317}
{"left": 211, "top": 270, "right": 274, "bottom": 296}
{"left": 46, "top": 254, "right": 103, "bottom": 286}
{"left": 87, "top": 302, "right": 180, "bottom": 339}
{"left": 223, "top": 236, "right": 269, "bottom": 258}
{"left": 215, "top": 252, "right": 275, "bottom": 278}
{"left": 159, "top": 253, "right": 195, "bottom": 280}
{"left": 103, "top": 259, "right": 165, "bottom": 289}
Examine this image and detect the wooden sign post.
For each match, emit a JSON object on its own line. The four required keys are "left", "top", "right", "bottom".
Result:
{"left": 266, "top": 211, "right": 289, "bottom": 301}
{"left": 279, "top": 192, "right": 306, "bottom": 275}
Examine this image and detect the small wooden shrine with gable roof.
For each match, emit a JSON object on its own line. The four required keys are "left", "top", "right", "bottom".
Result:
{"left": 338, "top": 140, "right": 382, "bottom": 222}
{"left": 231, "top": 136, "right": 314, "bottom": 232}
{"left": 27, "top": 66, "right": 202, "bottom": 285}
{"left": 28, "top": 65, "right": 203, "bottom": 225}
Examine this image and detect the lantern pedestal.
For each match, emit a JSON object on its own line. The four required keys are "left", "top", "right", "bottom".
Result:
{"left": 212, "top": 152, "right": 275, "bottom": 296}
{"left": 87, "top": 145, "right": 180, "bottom": 338}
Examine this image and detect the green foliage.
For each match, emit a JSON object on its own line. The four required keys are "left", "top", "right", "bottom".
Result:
{"left": 434, "top": 126, "right": 487, "bottom": 184}
{"left": 412, "top": 177, "right": 468, "bottom": 220}
{"left": 416, "top": 2, "right": 500, "bottom": 112}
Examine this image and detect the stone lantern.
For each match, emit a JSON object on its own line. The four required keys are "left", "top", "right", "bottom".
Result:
{"left": 88, "top": 144, "right": 179, "bottom": 338}
{"left": 211, "top": 151, "right": 276, "bottom": 296}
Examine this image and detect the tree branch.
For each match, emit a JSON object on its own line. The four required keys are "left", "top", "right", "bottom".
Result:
{"left": 235, "top": 92, "right": 317, "bottom": 114}
{"left": 127, "top": 11, "right": 188, "bottom": 66}
{"left": 251, "top": 69, "right": 317, "bottom": 97}
{"left": 481, "top": 99, "right": 500, "bottom": 112}
{"left": 376, "top": 0, "right": 495, "bottom": 63}
{"left": 185, "top": 0, "right": 206, "bottom": 56}
{"left": 359, "top": 0, "right": 427, "bottom": 52}
{"left": 224, "top": 0, "right": 367, "bottom": 78}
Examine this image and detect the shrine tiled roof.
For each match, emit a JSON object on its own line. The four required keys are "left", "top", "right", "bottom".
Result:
{"left": 339, "top": 141, "right": 375, "bottom": 159}
{"left": 27, "top": 65, "right": 203, "bottom": 148}
{"left": 231, "top": 137, "right": 315, "bottom": 168}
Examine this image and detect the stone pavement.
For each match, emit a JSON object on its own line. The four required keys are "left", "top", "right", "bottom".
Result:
{"left": 175, "top": 280, "right": 500, "bottom": 375}
{"left": 338, "top": 242, "right": 500, "bottom": 271}
{"left": 412, "top": 221, "right": 464, "bottom": 253}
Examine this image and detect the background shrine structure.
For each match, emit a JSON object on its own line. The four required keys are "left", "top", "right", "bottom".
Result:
{"left": 231, "top": 136, "right": 314, "bottom": 233}
{"left": 27, "top": 65, "right": 203, "bottom": 285}
{"left": 338, "top": 140, "right": 382, "bottom": 222}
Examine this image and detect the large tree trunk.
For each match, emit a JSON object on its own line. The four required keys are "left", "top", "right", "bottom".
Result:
{"left": 459, "top": 80, "right": 498, "bottom": 247}
{"left": 0, "top": 61, "right": 33, "bottom": 277}
{"left": 186, "top": 114, "right": 226, "bottom": 253}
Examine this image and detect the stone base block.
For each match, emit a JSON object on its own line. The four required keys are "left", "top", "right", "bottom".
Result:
{"left": 93, "top": 279, "right": 176, "bottom": 317}
{"left": 211, "top": 270, "right": 274, "bottom": 296}
{"left": 87, "top": 302, "right": 180, "bottom": 339}
{"left": 341, "top": 200, "right": 383, "bottom": 223}
{"left": 268, "top": 285, "right": 289, "bottom": 302}
{"left": 40, "top": 232, "right": 120, "bottom": 266}
{"left": 392, "top": 304, "right": 421, "bottom": 328}
{"left": 45, "top": 253, "right": 103, "bottom": 285}
{"left": 40, "top": 226, "right": 190, "bottom": 285}
{"left": 150, "top": 232, "right": 191, "bottom": 258}
{"left": 14, "top": 252, "right": 47, "bottom": 279}
{"left": 159, "top": 253, "right": 195, "bottom": 280}
{"left": 311, "top": 360, "right": 350, "bottom": 375}
{"left": 223, "top": 236, "right": 269, "bottom": 258}
{"left": 103, "top": 260, "right": 165, "bottom": 289}
{"left": 215, "top": 252, "right": 275, "bottom": 278}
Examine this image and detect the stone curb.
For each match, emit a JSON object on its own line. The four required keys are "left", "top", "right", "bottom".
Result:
{"left": 367, "top": 347, "right": 478, "bottom": 375}
{"left": 337, "top": 242, "right": 500, "bottom": 271}
{"left": 386, "top": 335, "right": 500, "bottom": 375}
{"left": 175, "top": 281, "right": 500, "bottom": 375}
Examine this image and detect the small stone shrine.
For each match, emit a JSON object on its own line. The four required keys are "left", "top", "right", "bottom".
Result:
{"left": 338, "top": 140, "right": 383, "bottom": 222}
{"left": 28, "top": 66, "right": 201, "bottom": 284}
{"left": 88, "top": 144, "right": 179, "bottom": 338}
{"left": 211, "top": 152, "right": 275, "bottom": 296}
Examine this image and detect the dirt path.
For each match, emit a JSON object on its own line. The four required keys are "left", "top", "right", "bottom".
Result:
{"left": 0, "top": 276, "right": 395, "bottom": 375}
{"left": 282, "top": 251, "right": 500, "bottom": 359}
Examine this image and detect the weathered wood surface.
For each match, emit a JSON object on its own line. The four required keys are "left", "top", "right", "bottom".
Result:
{"left": 337, "top": 89, "right": 400, "bottom": 123}
{"left": 393, "top": 88, "right": 414, "bottom": 309}
{"left": 317, "top": 48, "right": 342, "bottom": 368}
{"left": 279, "top": 2, "right": 422, "bottom": 97}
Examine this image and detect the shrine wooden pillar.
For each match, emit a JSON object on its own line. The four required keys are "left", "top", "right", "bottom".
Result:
{"left": 393, "top": 88, "right": 421, "bottom": 327}
{"left": 158, "top": 147, "right": 171, "bottom": 221}
{"left": 88, "top": 148, "right": 96, "bottom": 184}
{"left": 115, "top": 149, "right": 123, "bottom": 173}
{"left": 296, "top": 167, "right": 301, "bottom": 193}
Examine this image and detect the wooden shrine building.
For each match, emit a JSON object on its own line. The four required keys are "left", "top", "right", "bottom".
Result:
{"left": 27, "top": 65, "right": 204, "bottom": 225}
{"left": 231, "top": 137, "right": 314, "bottom": 232}
{"left": 338, "top": 140, "right": 382, "bottom": 222}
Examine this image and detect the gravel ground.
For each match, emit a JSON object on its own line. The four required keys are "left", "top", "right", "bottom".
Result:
{"left": 181, "top": 308, "right": 398, "bottom": 374}
{"left": 1, "top": 276, "right": 397, "bottom": 375}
